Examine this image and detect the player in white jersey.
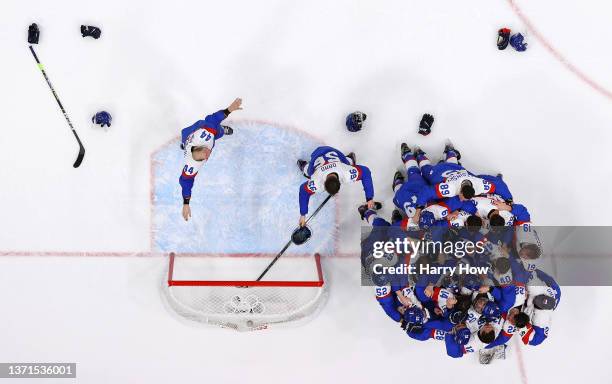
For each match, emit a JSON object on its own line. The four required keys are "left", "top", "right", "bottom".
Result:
{"left": 179, "top": 98, "right": 243, "bottom": 221}
{"left": 520, "top": 277, "right": 560, "bottom": 345}
{"left": 423, "top": 284, "right": 458, "bottom": 317}
{"left": 297, "top": 146, "right": 374, "bottom": 226}
{"left": 514, "top": 223, "right": 542, "bottom": 277}
{"left": 486, "top": 306, "right": 531, "bottom": 348}
{"left": 435, "top": 175, "right": 496, "bottom": 201}
{"left": 466, "top": 294, "right": 503, "bottom": 333}
{"left": 396, "top": 285, "right": 423, "bottom": 309}
{"left": 472, "top": 195, "right": 516, "bottom": 226}
{"left": 445, "top": 321, "right": 499, "bottom": 358}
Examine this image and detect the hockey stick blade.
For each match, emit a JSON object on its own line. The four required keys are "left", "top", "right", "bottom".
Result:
{"left": 72, "top": 131, "right": 85, "bottom": 168}
{"left": 29, "top": 45, "right": 85, "bottom": 168}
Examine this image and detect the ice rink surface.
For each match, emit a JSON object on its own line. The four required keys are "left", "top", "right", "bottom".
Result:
{"left": 1, "top": 0, "right": 612, "bottom": 382}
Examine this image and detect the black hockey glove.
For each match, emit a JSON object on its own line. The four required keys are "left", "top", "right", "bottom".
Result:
{"left": 418, "top": 114, "right": 434, "bottom": 136}
{"left": 28, "top": 23, "right": 40, "bottom": 44}
{"left": 81, "top": 25, "right": 102, "bottom": 39}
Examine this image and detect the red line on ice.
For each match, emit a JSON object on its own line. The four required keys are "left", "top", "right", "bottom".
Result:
{"left": 507, "top": 0, "right": 612, "bottom": 101}
{"left": 513, "top": 337, "right": 529, "bottom": 384}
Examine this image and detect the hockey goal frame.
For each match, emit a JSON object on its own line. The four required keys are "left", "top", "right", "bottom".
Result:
{"left": 164, "top": 252, "right": 327, "bottom": 331}
{"left": 167, "top": 252, "right": 324, "bottom": 287}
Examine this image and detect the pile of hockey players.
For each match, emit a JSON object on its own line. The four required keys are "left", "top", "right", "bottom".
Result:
{"left": 360, "top": 142, "right": 561, "bottom": 364}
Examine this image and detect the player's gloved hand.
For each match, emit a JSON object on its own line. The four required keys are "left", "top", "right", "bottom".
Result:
{"left": 299, "top": 215, "right": 306, "bottom": 227}
{"left": 182, "top": 204, "right": 192, "bottom": 221}
{"left": 228, "top": 98, "right": 243, "bottom": 112}
{"left": 400, "top": 317, "right": 407, "bottom": 330}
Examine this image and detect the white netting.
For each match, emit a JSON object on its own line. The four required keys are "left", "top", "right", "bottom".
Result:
{"left": 163, "top": 254, "right": 328, "bottom": 331}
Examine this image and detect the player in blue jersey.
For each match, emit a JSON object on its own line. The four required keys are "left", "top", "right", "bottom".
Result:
{"left": 392, "top": 143, "right": 437, "bottom": 218}
{"left": 419, "top": 142, "right": 465, "bottom": 185}
{"left": 416, "top": 143, "right": 510, "bottom": 203}
{"left": 297, "top": 146, "right": 375, "bottom": 226}
{"left": 179, "top": 98, "right": 243, "bottom": 221}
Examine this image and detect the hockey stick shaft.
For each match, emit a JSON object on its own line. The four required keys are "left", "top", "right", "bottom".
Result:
{"left": 29, "top": 45, "right": 85, "bottom": 168}
{"left": 255, "top": 194, "right": 333, "bottom": 281}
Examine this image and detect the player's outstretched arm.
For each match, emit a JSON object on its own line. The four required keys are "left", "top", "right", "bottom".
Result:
{"left": 535, "top": 269, "right": 561, "bottom": 307}
{"left": 479, "top": 174, "right": 513, "bottom": 202}
{"left": 179, "top": 174, "right": 195, "bottom": 221}
{"left": 202, "top": 98, "right": 244, "bottom": 135}
{"left": 182, "top": 203, "right": 191, "bottom": 221}
{"left": 376, "top": 291, "right": 403, "bottom": 322}
{"left": 355, "top": 164, "right": 375, "bottom": 203}
{"left": 485, "top": 329, "right": 513, "bottom": 349}
{"left": 227, "top": 97, "right": 243, "bottom": 113}
{"left": 510, "top": 203, "right": 531, "bottom": 224}
{"left": 298, "top": 182, "right": 314, "bottom": 226}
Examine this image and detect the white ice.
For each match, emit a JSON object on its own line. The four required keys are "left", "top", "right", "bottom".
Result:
{"left": 1, "top": 0, "right": 612, "bottom": 383}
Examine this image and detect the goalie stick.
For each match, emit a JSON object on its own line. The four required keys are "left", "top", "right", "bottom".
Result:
{"left": 254, "top": 194, "right": 333, "bottom": 282}
{"left": 29, "top": 45, "right": 85, "bottom": 168}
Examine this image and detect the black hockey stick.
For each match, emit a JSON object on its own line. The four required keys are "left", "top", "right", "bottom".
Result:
{"left": 29, "top": 45, "right": 85, "bottom": 168}
{"left": 255, "top": 194, "right": 333, "bottom": 282}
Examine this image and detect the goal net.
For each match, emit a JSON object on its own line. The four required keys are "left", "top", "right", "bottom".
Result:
{"left": 164, "top": 252, "right": 327, "bottom": 331}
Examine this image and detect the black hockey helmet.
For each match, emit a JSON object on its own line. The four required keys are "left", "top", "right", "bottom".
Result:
{"left": 291, "top": 226, "right": 312, "bottom": 246}
{"left": 533, "top": 294, "right": 556, "bottom": 310}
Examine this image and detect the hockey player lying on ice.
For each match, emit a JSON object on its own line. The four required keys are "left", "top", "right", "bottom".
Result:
{"left": 358, "top": 141, "right": 559, "bottom": 363}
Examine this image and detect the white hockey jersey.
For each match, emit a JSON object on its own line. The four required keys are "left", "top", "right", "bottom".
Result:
{"left": 472, "top": 195, "right": 515, "bottom": 225}
{"left": 181, "top": 127, "right": 216, "bottom": 179}
{"left": 436, "top": 175, "right": 494, "bottom": 199}
{"left": 397, "top": 285, "right": 423, "bottom": 309}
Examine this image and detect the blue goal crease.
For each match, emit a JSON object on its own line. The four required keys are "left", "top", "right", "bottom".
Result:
{"left": 152, "top": 121, "right": 337, "bottom": 255}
